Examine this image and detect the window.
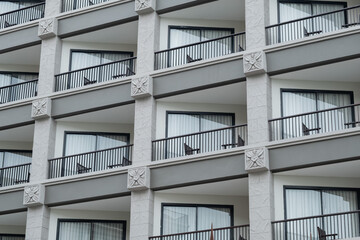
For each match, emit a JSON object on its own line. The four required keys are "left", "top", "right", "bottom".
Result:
{"left": 161, "top": 204, "right": 233, "bottom": 235}
{"left": 64, "top": 132, "right": 130, "bottom": 156}
{"left": 0, "top": 150, "right": 32, "bottom": 168}
{"left": 0, "top": 72, "right": 38, "bottom": 103}
{"left": 281, "top": 89, "right": 353, "bottom": 138}
{"left": 278, "top": 1, "right": 347, "bottom": 41}
{"left": 168, "top": 26, "right": 234, "bottom": 66}
{"left": 57, "top": 219, "right": 126, "bottom": 240}
{"left": 285, "top": 187, "right": 360, "bottom": 238}
{"left": 0, "top": 0, "right": 44, "bottom": 14}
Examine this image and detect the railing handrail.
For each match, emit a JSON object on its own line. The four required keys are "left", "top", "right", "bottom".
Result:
{"left": 0, "top": 2, "right": 45, "bottom": 17}
{"left": 269, "top": 103, "right": 360, "bottom": 122}
{"left": 153, "top": 124, "right": 248, "bottom": 143}
{"left": 0, "top": 163, "right": 31, "bottom": 171}
{"left": 155, "top": 32, "right": 246, "bottom": 54}
{"left": 48, "top": 144, "right": 133, "bottom": 162}
{"left": 149, "top": 224, "right": 250, "bottom": 239}
{"left": 0, "top": 79, "right": 38, "bottom": 90}
{"left": 54, "top": 57, "right": 137, "bottom": 77}
{"left": 272, "top": 210, "right": 360, "bottom": 224}
{"left": 266, "top": 4, "right": 360, "bottom": 29}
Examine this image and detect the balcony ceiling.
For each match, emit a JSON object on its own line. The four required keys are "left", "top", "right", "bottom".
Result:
{"left": 0, "top": 211, "right": 26, "bottom": 226}
{"left": 161, "top": 0, "right": 245, "bottom": 21}
{"left": 159, "top": 178, "right": 249, "bottom": 196}
{"left": 276, "top": 159, "right": 360, "bottom": 178}
{"left": 0, "top": 124, "right": 34, "bottom": 142}
{"left": 274, "top": 58, "right": 360, "bottom": 82}
{"left": 158, "top": 81, "right": 247, "bottom": 105}
{"left": 59, "top": 103, "right": 135, "bottom": 123}
{"left": 53, "top": 196, "right": 131, "bottom": 211}
{"left": 0, "top": 45, "right": 40, "bottom": 66}
{"left": 64, "top": 21, "right": 138, "bottom": 44}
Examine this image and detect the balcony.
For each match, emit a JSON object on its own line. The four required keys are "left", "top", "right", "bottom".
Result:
{"left": 0, "top": 3, "right": 45, "bottom": 30}
{"left": 150, "top": 225, "right": 250, "bottom": 240}
{"left": 152, "top": 124, "right": 247, "bottom": 161}
{"left": 48, "top": 144, "right": 133, "bottom": 178}
{"left": 154, "top": 32, "right": 246, "bottom": 70}
{"left": 62, "top": 0, "right": 108, "bottom": 12}
{"left": 266, "top": 5, "right": 360, "bottom": 45}
{"left": 272, "top": 210, "right": 360, "bottom": 240}
{"left": 269, "top": 103, "right": 360, "bottom": 141}
{"left": 0, "top": 163, "right": 31, "bottom": 187}
{"left": 55, "top": 57, "right": 136, "bottom": 92}
{"left": 0, "top": 79, "right": 37, "bottom": 104}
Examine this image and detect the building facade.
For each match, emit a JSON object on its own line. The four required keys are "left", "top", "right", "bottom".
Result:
{"left": 0, "top": 0, "right": 359, "bottom": 239}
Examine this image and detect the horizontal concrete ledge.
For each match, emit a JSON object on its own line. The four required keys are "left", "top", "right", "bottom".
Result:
{"left": 45, "top": 173, "right": 130, "bottom": 207}
{"left": 58, "top": 1, "right": 138, "bottom": 38}
{"left": 153, "top": 58, "right": 245, "bottom": 98}
{"left": 0, "top": 190, "right": 27, "bottom": 215}
{"left": 269, "top": 133, "right": 360, "bottom": 172}
{"left": 151, "top": 153, "right": 247, "bottom": 190}
{"left": 0, "top": 25, "right": 40, "bottom": 54}
{"left": 157, "top": 0, "right": 217, "bottom": 14}
{"left": 0, "top": 104, "right": 34, "bottom": 131}
{"left": 267, "top": 32, "right": 360, "bottom": 76}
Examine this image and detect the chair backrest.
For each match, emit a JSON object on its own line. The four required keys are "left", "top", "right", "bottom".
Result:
{"left": 239, "top": 235, "right": 246, "bottom": 240}
{"left": 317, "top": 227, "right": 326, "bottom": 240}
{"left": 302, "top": 123, "right": 310, "bottom": 136}
{"left": 237, "top": 135, "right": 245, "bottom": 147}
{"left": 186, "top": 55, "right": 194, "bottom": 63}
{"left": 126, "top": 67, "right": 135, "bottom": 76}
{"left": 123, "top": 156, "right": 132, "bottom": 166}
{"left": 77, "top": 163, "right": 89, "bottom": 173}
{"left": 303, "top": 27, "right": 309, "bottom": 36}
{"left": 184, "top": 143, "right": 194, "bottom": 155}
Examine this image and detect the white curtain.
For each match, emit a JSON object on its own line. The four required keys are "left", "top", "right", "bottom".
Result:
{"left": 1, "top": 151, "right": 32, "bottom": 167}
{"left": 96, "top": 134, "right": 128, "bottom": 150}
{"left": 92, "top": 222, "right": 124, "bottom": 240}
{"left": 58, "top": 222, "right": 91, "bottom": 240}
{"left": 162, "top": 206, "right": 197, "bottom": 235}
{"left": 0, "top": 1, "right": 19, "bottom": 14}
{"left": 65, "top": 134, "right": 96, "bottom": 156}
{"left": 313, "top": 3, "right": 345, "bottom": 32}
{"left": 197, "top": 207, "right": 231, "bottom": 230}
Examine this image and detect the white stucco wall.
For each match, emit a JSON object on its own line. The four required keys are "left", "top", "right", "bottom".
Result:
{"left": 274, "top": 175, "right": 360, "bottom": 220}
{"left": 0, "top": 65, "right": 39, "bottom": 73}
{"left": 0, "top": 225, "right": 25, "bottom": 234}
{"left": 153, "top": 192, "right": 249, "bottom": 236}
{"left": 48, "top": 209, "right": 130, "bottom": 240}
{"left": 156, "top": 102, "right": 247, "bottom": 139}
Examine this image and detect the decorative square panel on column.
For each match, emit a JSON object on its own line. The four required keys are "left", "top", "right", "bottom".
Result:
{"left": 23, "top": 184, "right": 45, "bottom": 207}
{"left": 38, "top": 18, "right": 58, "bottom": 39}
{"left": 127, "top": 167, "right": 150, "bottom": 191}
{"left": 245, "top": 147, "right": 269, "bottom": 172}
{"left": 31, "top": 98, "right": 51, "bottom": 120}
{"left": 243, "top": 51, "right": 267, "bottom": 76}
{"left": 131, "top": 76, "right": 153, "bottom": 99}
{"left": 135, "top": 0, "right": 156, "bottom": 14}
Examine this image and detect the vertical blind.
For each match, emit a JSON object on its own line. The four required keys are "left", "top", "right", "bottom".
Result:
{"left": 162, "top": 205, "right": 232, "bottom": 235}
{"left": 58, "top": 220, "right": 125, "bottom": 240}
{"left": 0, "top": 151, "right": 32, "bottom": 168}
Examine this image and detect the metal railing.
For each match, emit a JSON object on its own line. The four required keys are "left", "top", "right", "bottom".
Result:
{"left": 0, "top": 163, "right": 31, "bottom": 187}
{"left": 0, "top": 3, "right": 45, "bottom": 30}
{"left": 48, "top": 144, "right": 133, "bottom": 178}
{"left": 272, "top": 210, "right": 360, "bottom": 240}
{"left": 0, "top": 79, "right": 38, "bottom": 104}
{"left": 152, "top": 124, "right": 247, "bottom": 161}
{"left": 154, "top": 32, "right": 246, "bottom": 70}
{"left": 149, "top": 225, "right": 250, "bottom": 240}
{"left": 55, "top": 57, "right": 136, "bottom": 92}
{"left": 266, "top": 5, "right": 360, "bottom": 45}
{"left": 62, "top": 0, "right": 108, "bottom": 12}
{"left": 269, "top": 104, "right": 360, "bottom": 141}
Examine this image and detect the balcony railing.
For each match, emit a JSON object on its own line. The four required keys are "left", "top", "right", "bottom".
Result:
{"left": 266, "top": 5, "right": 360, "bottom": 45}
{"left": 152, "top": 124, "right": 247, "bottom": 161}
{"left": 154, "top": 32, "right": 246, "bottom": 70}
{"left": 0, "top": 79, "right": 38, "bottom": 104}
{"left": 0, "top": 3, "right": 45, "bottom": 30}
{"left": 0, "top": 163, "right": 31, "bottom": 187}
{"left": 149, "top": 225, "right": 250, "bottom": 240}
{"left": 272, "top": 210, "right": 360, "bottom": 240}
{"left": 48, "top": 144, "right": 133, "bottom": 178}
{"left": 62, "top": 0, "right": 108, "bottom": 12}
{"left": 269, "top": 104, "right": 360, "bottom": 141}
{"left": 55, "top": 57, "right": 137, "bottom": 92}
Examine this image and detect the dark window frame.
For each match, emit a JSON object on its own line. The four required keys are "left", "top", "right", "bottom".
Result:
{"left": 62, "top": 131, "right": 130, "bottom": 157}
{"left": 283, "top": 185, "right": 360, "bottom": 220}
{"left": 165, "top": 111, "right": 236, "bottom": 138}
{"left": 0, "top": 149, "right": 32, "bottom": 168}
{"left": 69, "top": 49, "right": 134, "bottom": 71}
{"left": 160, "top": 203, "right": 234, "bottom": 235}
{"left": 167, "top": 25, "right": 235, "bottom": 49}
{"left": 0, "top": 234, "right": 25, "bottom": 239}
{"left": 56, "top": 218, "right": 127, "bottom": 240}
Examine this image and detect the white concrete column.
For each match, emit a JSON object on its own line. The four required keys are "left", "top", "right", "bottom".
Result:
{"left": 245, "top": 0, "right": 269, "bottom": 49}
